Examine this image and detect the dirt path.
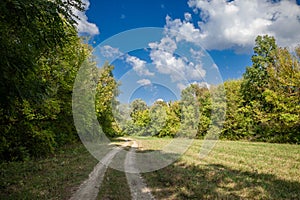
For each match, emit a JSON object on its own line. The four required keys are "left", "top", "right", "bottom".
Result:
{"left": 70, "top": 139, "right": 154, "bottom": 200}
{"left": 69, "top": 141, "right": 130, "bottom": 200}
{"left": 125, "top": 141, "right": 155, "bottom": 200}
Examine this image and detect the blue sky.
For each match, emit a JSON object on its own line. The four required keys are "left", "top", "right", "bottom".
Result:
{"left": 75, "top": 0, "right": 300, "bottom": 104}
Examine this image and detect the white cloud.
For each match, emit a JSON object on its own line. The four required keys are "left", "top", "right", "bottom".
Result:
{"left": 100, "top": 45, "right": 123, "bottom": 58}
{"left": 184, "top": 12, "right": 192, "bottom": 21}
{"left": 149, "top": 37, "right": 206, "bottom": 82}
{"left": 193, "top": 81, "right": 210, "bottom": 89}
{"left": 73, "top": 0, "right": 99, "bottom": 35}
{"left": 150, "top": 49, "right": 186, "bottom": 81}
{"left": 149, "top": 36, "right": 177, "bottom": 52}
{"left": 177, "top": 83, "right": 188, "bottom": 91}
{"left": 165, "top": 15, "right": 203, "bottom": 44}
{"left": 185, "top": 0, "right": 300, "bottom": 52}
{"left": 190, "top": 48, "right": 205, "bottom": 63}
{"left": 99, "top": 45, "right": 154, "bottom": 76}
{"left": 177, "top": 81, "right": 210, "bottom": 91}
{"left": 137, "top": 79, "right": 152, "bottom": 86}
{"left": 125, "top": 56, "right": 154, "bottom": 76}
{"left": 211, "top": 63, "right": 218, "bottom": 69}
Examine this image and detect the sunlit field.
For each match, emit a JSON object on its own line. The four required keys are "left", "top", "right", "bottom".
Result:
{"left": 133, "top": 137, "right": 300, "bottom": 199}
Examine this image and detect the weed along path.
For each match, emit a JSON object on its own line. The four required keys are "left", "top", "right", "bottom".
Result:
{"left": 125, "top": 141, "right": 155, "bottom": 200}
{"left": 70, "top": 139, "right": 155, "bottom": 200}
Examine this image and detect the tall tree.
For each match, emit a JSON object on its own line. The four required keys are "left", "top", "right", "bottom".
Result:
{"left": 95, "top": 63, "right": 120, "bottom": 137}
{"left": 148, "top": 102, "right": 167, "bottom": 136}
{"left": 262, "top": 46, "right": 300, "bottom": 142}
{"left": 241, "top": 35, "right": 300, "bottom": 143}
{"left": 240, "top": 35, "right": 277, "bottom": 139}
{"left": 241, "top": 35, "right": 277, "bottom": 104}
{"left": 180, "top": 84, "right": 200, "bottom": 137}
{"left": 159, "top": 101, "right": 181, "bottom": 137}
{"left": 221, "top": 79, "right": 253, "bottom": 140}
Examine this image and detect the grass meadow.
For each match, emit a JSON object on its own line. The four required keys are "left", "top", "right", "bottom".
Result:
{"left": 134, "top": 137, "right": 300, "bottom": 199}
{"left": 1, "top": 137, "right": 299, "bottom": 199}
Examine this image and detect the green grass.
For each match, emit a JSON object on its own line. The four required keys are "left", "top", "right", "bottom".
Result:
{"left": 97, "top": 138, "right": 132, "bottom": 200}
{"left": 132, "top": 137, "right": 300, "bottom": 199}
{"left": 0, "top": 142, "right": 98, "bottom": 200}
{"left": 1, "top": 137, "right": 299, "bottom": 199}
{"left": 97, "top": 167, "right": 131, "bottom": 200}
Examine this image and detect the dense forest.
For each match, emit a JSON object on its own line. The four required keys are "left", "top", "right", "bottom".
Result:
{"left": 1, "top": 0, "right": 299, "bottom": 162}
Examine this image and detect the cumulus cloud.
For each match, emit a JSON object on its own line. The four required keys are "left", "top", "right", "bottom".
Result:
{"left": 193, "top": 81, "right": 210, "bottom": 89}
{"left": 149, "top": 36, "right": 177, "bottom": 52}
{"left": 137, "top": 79, "right": 152, "bottom": 86}
{"left": 98, "top": 45, "right": 154, "bottom": 76}
{"left": 100, "top": 45, "right": 123, "bottom": 59}
{"left": 184, "top": 12, "right": 192, "bottom": 21}
{"left": 165, "top": 15, "right": 203, "bottom": 44}
{"left": 190, "top": 48, "right": 205, "bottom": 63}
{"left": 166, "top": 0, "right": 300, "bottom": 52}
{"left": 177, "top": 82, "right": 188, "bottom": 91}
{"left": 125, "top": 56, "right": 154, "bottom": 76}
{"left": 73, "top": 0, "right": 99, "bottom": 35}
{"left": 149, "top": 37, "right": 206, "bottom": 83}
{"left": 177, "top": 81, "right": 210, "bottom": 91}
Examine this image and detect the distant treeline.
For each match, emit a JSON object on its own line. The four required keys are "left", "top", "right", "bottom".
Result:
{"left": 118, "top": 36, "right": 300, "bottom": 144}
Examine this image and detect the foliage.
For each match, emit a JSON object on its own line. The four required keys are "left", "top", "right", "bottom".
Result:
{"left": 95, "top": 63, "right": 121, "bottom": 137}
{"left": 123, "top": 99, "right": 149, "bottom": 136}
{"left": 241, "top": 35, "right": 277, "bottom": 104}
{"left": 0, "top": 33, "right": 91, "bottom": 161}
{"left": 0, "top": 0, "right": 94, "bottom": 161}
{"left": 261, "top": 47, "right": 300, "bottom": 142}
{"left": 0, "top": 0, "right": 83, "bottom": 107}
{"left": 159, "top": 101, "right": 181, "bottom": 137}
{"left": 180, "top": 84, "right": 201, "bottom": 137}
{"left": 240, "top": 36, "right": 300, "bottom": 143}
{"left": 123, "top": 99, "right": 180, "bottom": 137}
{"left": 221, "top": 79, "right": 254, "bottom": 140}
{"left": 148, "top": 103, "right": 168, "bottom": 136}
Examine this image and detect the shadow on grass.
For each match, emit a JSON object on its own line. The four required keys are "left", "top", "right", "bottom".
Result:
{"left": 0, "top": 142, "right": 99, "bottom": 200}
{"left": 143, "top": 155, "right": 300, "bottom": 199}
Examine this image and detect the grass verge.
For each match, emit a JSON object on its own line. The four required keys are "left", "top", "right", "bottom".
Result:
{"left": 133, "top": 137, "right": 300, "bottom": 199}
{"left": 0, "top": 142, "right": 98, "bottom": 200}
{"left": 2, "top": 137, "right": 299, "bottom": 199}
